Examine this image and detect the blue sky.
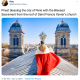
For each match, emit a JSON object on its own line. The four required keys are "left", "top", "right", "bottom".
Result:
{"left": 2, "top": 18, "right": 78, "bottom": 44}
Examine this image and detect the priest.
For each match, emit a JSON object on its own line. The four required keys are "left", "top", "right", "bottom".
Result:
{"left": 35, "top": 32, "right": 61, "bottom": 75}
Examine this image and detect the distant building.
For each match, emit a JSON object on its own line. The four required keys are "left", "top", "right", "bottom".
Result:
{"left": 54, "top": 20, "right": 71, "bottom": 56}
{"left": 70, "top": 44, "right": 78, "bottom": 48}
{"left": 2, "top": 43, "right": 9, "bottom": 46}
{"left": 8, "top": 20, "right": 25, "bottom": 61}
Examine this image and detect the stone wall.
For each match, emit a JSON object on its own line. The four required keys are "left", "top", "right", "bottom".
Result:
{"left": 9, "top": 32, "right": 25, "bottom": 61}
{"left": 55, "top": 31, "right": 70, "bottom": 55}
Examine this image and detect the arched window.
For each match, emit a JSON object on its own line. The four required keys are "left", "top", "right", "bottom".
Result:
{"left": 16, "top": 38, "right": 19, "bottom": 45}
{"left": 61, "top": 38, "right": 63, "bottom": 45}
{"left": 61, "top": 37, "right": 66, "bottom": 47}
{"left": 13, "top": 35, "right": 19, "bottom": 46}
{"left": 13, "top": 38, "right": 15, "bottom": 45}
{"left": 64, "top": 38, "right": 66, "bottom": 45}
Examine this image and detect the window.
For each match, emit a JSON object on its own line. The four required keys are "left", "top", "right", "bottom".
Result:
{"left": 13, "top": 35, "right": 19, "bottom": 46}
{"left": 64, "top": 38, "right": 66, "bottom": 45}
{"left": 61, "top": 37, "right": 66, "bottom": 47}
{"left": 16, "top": 38, "right": 18, "bottom": 45}
{"left": 13, "top": 38, "right": 15, "bottom": 45}
{"left": 61, "top": 38, "right": 63, "bottom": 45}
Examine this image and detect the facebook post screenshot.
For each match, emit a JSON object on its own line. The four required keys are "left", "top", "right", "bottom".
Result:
{"left": 0, "top": 0, "right": 80, "bottom": 80}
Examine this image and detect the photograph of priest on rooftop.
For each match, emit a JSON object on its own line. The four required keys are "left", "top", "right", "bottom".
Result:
{"left": 2, "top": 18, "right": 78, "bottom": 75}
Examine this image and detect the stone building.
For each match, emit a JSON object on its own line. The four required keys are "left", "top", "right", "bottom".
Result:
{"left": 55, "top": 20, "right": 71, "bottom": 56}
{"left": 8, "top": 20, "right": 25, "bottom": 61}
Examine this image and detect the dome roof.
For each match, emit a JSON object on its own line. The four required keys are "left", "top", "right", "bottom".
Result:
{"left": 56, "top": 20, "right": 70, "bottom": 32}
{"left": 9, "top": 20, "right": 24, "bottom": 33}
{"left": 11, "top": 22, "right": 21, "bottom": 27}
{"left": 58, "top": 21, "right": 69, "bottom": 28}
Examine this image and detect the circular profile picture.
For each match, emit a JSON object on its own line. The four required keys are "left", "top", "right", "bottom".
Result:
{"left": 2, "top": 0, "right": 8, "bottom": 6}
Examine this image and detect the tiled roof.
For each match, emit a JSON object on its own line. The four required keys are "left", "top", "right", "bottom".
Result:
{"left": 56, "top": 21, "right": 71, "bottom": 32}
{"left": 2, "top": 49, "right": 78, "bottom": 75}
{"left": 9, "top": 20, "right": 24, "bottom": 33}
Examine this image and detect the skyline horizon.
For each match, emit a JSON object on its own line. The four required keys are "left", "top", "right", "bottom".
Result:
{"left": 2, "top": 42, "right": 78, "bottom": 45}
{"left": 2, "top": 18, "right": 78, "bottom": 44}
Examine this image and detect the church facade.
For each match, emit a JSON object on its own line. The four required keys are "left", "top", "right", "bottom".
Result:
{"left": 8, "top": 20, "right": 25, "bottom": 61}
{"left": 54, "top": 20, "right": 71, "bottom": 56}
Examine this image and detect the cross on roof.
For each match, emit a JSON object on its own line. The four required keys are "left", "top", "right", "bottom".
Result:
{"left": 16, "top": 19, "right": 18, "bottom": 22}
{"left": 62, "top": 18, "right": 63, "bottom": 21}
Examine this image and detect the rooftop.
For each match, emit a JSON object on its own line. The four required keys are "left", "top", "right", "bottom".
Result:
{"left": 2, "top": 49, "right": 78, "bottom": 75}
{"left": 9, "top": 19, "right": 24, "bottom": 33}
{"left": 56, "top": 20, "right": 71, "bottom": 32}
